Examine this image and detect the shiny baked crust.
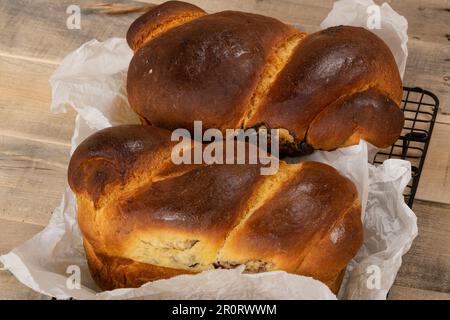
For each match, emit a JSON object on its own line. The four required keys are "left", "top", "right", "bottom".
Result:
{"left": 126, "top": 1, "right": 404, "bottom": 155}
{"left": 68, "top": 125, "right": 363, "bottom": 293}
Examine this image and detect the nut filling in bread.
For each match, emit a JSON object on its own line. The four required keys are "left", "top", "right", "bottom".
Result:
{"left": 139, "top": 239, "right": 200, "bottom": 251}
{"left": 249, "top": 123, "right": 315, "bottom": 156}
{"left": 213, "top": 260, "right": 275, "bottom": 273}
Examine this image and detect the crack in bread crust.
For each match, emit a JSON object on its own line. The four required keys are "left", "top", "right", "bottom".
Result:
{"left": 240, "top": 32, "right": 306, "bottom": 128}
{"left": 131, "top": 13, "right": 206, "bottom": 51}
{"left": 126, "top": 1, "right": 207, "bottom": 51}
{"left": 215, "top": 163, "right": 304, "bottom": 262}
{"left": 295, "top": 200, "right": 361, "bottom": 271}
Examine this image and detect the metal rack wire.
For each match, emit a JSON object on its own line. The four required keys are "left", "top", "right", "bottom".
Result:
{"left": 373, "top": 87, "right": 440, "bottom": 208}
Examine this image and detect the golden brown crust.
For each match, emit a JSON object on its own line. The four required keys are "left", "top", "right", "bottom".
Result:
{"left": 126, "top": 2, "right": 403, "bottom": 154}
{"left": 219, "top": 162, "right": 360, "bottom": 272}
{"left": 306, "top": 88, "right": 405, "bottom": 149}
{"left": 117, "top": 164, "right": 265, "bottom": 236}
{"left": 69, "top": 125, "right": 363, "bottom": 294}
{"left": 246, "top": 26, "right": 403, "bottom": 146}
{"left": 126, "top": 1, "right": 206, "bottom": 52}
{"left": 296, "top": 203, "right": 363, "bottom": 291}
{"left": 127, "top": 10, "right": 299, "bottom": 132}
{"left": 68, "top": 125, "right": 177, "bottom": 207}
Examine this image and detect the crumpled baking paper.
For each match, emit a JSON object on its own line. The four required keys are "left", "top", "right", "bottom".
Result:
{"left": 0, "top": 0, "right": 415, "bottom": 300}
{"left": 321, "top": 0, "right": 408, "bottom": 78}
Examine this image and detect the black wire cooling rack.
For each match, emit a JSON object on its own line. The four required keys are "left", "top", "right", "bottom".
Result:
{"left": 373, "top": 87, "right": 440, "bottom": 208}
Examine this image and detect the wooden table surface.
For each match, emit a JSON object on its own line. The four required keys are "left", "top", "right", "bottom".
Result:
{"left": 0, "top": 0, "right": 449, "bottom": 300}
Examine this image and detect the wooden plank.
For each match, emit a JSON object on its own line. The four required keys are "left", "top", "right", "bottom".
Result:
{"left": 145, "top": 0, "right": 331, "bottom": 31}
{"left": 0, "top": 0, "right": 141, "bottom": 64}
{"left": 377, "top": 0, "right": 450, "bottom": 114}
{"left": 0, "top": 219, "right": 43, "bottom": 253}
{"left": 393, "top": 200, "right": 450, "bottom": 293}
{"left": 389, "top": 285, "right": 450, "bottom": 300}
{"left": 0, "top": 56, "right": 75, "bottom": 145}
{"left": 403, "top": 38, "right": 450, "bottom": 116}
{"left": 0, "top": 135, "right": 69, "bottom": 226}
{"left": 415, "top": 122, "right": 450, "bottom": 204}
{"left": 0, "top": 55, "right": 74, "bottom": 227}
{"left": 0, "top": 272, "right": 48, "bottom": 300}
{"left": 0, "top": 218, "right": 47, "bottom": 300}
{"left": 437, "top": 114, "right": 450, "bottom": 125}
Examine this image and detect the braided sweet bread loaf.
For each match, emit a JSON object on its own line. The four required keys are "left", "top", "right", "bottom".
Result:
{"left": 126, "top": 1, "right": 404, "bottom": 155}
{"left": 68, "top": 125, "right": 362, "bottom": 293}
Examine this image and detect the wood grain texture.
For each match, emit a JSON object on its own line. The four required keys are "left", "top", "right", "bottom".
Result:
{"left": 0, "top": 56, "right": 75, "bottom": 145}
{"left": 403, "top": 38, "right": 450, "bottom": 115}
{"left": 0, "top": 0, "right": 449, "bottom": 299}
{"left": 0, "top": 219, "right": 43, "bottom": 253}
{"left": 0, "top": 0, "right": 142, "bottom": 64}
{"left": 389, "top": 285, "right": 450, "bottom": 300}
{"left": 394, "top": 200, "right": 450, "bottom": 293}
{"left": 143, "top": 0, "right": 331, "bottom": 31}
{"left": 415, "top": 123, "right": 450, "bottom": 204}
{"left": 0, "top": 135, "right": 69, "bottom": 226}
{"left": 0, "top": 218, "right": 47, "bottom": 300}
{"left": 385, "top": 1, "right": 450, "bottom": 115}
{"left": 0, "top": 272, "right": 49, "bottom": 300}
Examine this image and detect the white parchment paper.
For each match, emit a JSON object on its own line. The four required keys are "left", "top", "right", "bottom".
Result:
{"left": 0, "top": 0, "right": 415, "bottom": 300}
{"left": 321, "top": 0, "right": 408, "bottom": 78}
